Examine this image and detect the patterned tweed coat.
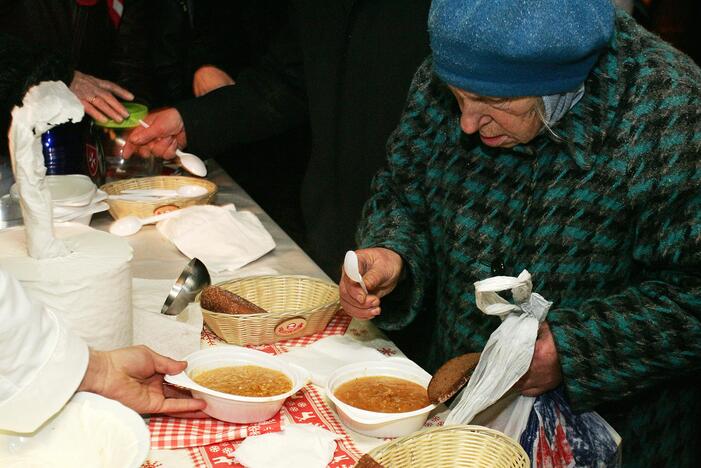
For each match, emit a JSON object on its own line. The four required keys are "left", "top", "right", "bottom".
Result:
{"left": 357, "top": 12, "right": 701, "bottom": 467}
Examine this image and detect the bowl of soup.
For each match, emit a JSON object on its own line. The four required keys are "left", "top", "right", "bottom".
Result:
{"left": 165, "top": 346, "right": 309, "bottom": 423}
{"left": 326, "top": 359, "right": 436, "bottom": 438}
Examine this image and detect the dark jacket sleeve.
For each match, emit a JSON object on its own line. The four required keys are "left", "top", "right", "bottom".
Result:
{"left": 0, "top": 32, "right": 74, "bottom": 154}
{"left": 548, "top": 59, "right": 701, "bottom": 412}
{"left": 174, "top": 16, "right": 308, "bottom": 157}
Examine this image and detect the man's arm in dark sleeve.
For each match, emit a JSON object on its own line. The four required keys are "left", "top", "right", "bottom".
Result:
{"left": 174, "top": 16, "right": 308, "bottom": 157}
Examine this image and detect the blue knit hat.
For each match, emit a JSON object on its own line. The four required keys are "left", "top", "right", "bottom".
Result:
{"left": 428, "top": 0, "right": 615, "bottom": 97}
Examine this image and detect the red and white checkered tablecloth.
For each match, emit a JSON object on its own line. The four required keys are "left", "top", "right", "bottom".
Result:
{"left": 139, "top": 313, "right": 448, "bottom": 468}
{"left": 186, "top": 385, "right": 363, "bottom": 468}
{"left": 148, "top": 413, "right": 283, "bottom": 450}
{"left": 141, "top": 311, "right": 357, "bottom": 468}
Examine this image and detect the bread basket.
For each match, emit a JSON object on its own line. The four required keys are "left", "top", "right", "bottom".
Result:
{"left": 199, "top": 275, "right": 341, "bottom": 346}
{"left": 100, "top": 176, "right": 217, "bottom": 219}
{"left": 363, "top": 425, "right": 529, "bottom": 468}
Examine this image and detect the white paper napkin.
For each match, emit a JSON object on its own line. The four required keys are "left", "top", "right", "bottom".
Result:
{"left": 234, "top": 424, "right": 341, "bottom": 468}
{"left": 277, "top": 335, "right": 393, "bottom": 386}
{"left": 156, "top": 204, "right": 275, "bottom": 273}
{"left": 131, "top": 278, "right": 203, "bottom": 359}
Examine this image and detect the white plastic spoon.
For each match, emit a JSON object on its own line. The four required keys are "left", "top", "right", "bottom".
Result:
{"left": 137, "top": 120, "right": 208, "bottom": 177}
{"left": 174, "top": 149, "right": 207, "bottom": 177}
{"left": 344, "top": 250, "right": 368, "bottom": 295}
{"left": 109, "top": 209, "right": 184, "bottom": 237}
{"left": 108, "top": 194, "right": 165, "bottom": 202}
{"left": 121, "top": 185, "right": 208, "bottom": 198}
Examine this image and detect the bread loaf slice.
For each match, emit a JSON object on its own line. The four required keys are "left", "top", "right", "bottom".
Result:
{"left": 354, "top": 453, "right": 385, "bottom": 468}
{"left": 427, "top": 352, "right": 481, "bottom": 405}
{"left": 200, "top": 286, "right": 268, "bottom": 315}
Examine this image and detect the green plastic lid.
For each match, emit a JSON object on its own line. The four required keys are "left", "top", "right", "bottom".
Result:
{"left": 94, "top": 102, "right": 149, "bottom": 128}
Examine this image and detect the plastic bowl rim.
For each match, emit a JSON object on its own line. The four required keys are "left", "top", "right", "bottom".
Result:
{"left": 325, "top": 358, "right": 436, "bottom": 425}
{"left": 166, "top": 346, "right": 309, "bottom": 403}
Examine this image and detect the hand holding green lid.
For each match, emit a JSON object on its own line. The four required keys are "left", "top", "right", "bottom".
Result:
{"left": 70, "top": 71, "right": 134, "bottom": 123}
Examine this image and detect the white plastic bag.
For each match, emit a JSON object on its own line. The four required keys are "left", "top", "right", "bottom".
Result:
{"left": 445, "top": 270, "right": 551, "bottom": 438}
{"left": 446, "top": 270, "right": 621, "bottom": 467}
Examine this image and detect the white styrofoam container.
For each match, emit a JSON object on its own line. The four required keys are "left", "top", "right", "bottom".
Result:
{"left": 0, "top": 392, "right": 149, "bottom": 468}
{"left": 165, "top": 346, "right": 310, "bottom": 424}
{"left": 325, "top": 358, "right": 436, "bottom": 438}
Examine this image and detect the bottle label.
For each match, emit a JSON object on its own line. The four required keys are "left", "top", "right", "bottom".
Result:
{"left": 85, "top": 144, "right": 99, "bottom": 177}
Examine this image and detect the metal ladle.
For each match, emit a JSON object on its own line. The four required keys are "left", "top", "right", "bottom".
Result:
{"left": 161, "top": 258, "right": 211, "bottom": 315}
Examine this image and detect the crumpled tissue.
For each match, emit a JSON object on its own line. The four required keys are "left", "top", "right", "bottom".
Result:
{"left": 156, "top": 204, "right": 275, "bottom": 273}
{"left": 234, "top": 424, "right": 341, "bottom": 468}
{"left": 9, "top": 81, "right": 83, "bottom": 259}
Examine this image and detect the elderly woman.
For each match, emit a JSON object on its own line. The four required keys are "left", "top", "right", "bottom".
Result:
{"left": 339, "top": 1, "right": 700, "bottom": 466}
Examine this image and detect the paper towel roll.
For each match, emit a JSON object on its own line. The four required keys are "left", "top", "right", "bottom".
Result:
{"left": 0, "top": 223, "right": 133, "bottom": 350}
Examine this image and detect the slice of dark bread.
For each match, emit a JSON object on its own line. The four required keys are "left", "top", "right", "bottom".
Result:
{"left": 427, "top": 352, "right": 481, "bottom": 405}
{"left": 354, "top": 453, "right": 385, "bottom": 468}
{"left": 200, "top": 286, "right": 268, "bottom": 315}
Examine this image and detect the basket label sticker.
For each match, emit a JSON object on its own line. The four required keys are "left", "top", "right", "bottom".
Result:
{"left": 275, "top": 317, "right": 307, "bottom": 336}
{"left": 153, "top": 204, "right": 179, "bottom": 215}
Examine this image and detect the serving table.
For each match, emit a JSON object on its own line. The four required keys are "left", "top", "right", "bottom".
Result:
{"left": 91, "top": 161, "right": 446, "bottom": 468}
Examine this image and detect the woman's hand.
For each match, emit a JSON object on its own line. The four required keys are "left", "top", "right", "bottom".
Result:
{"left": 123, "top": 108, "right": 187, "bottom": 159}
{"left": 516, "top": 322, "right": 563, "bottom": 396}
{"left": 78, "top": 345, "right": 207, "bottom": 417}
{"left": 339, "top": 247, "right": 403, "bottom": 320}
{"left": 70, "top": 71, "right": 134, "bottom": 123}
{"left": 193, "top": 65, "right": 235, "bottom": 97}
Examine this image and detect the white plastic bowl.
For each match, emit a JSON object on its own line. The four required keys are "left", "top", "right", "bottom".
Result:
{"left": 165, "top": 346, "right": 310, "bottom": 424}
{"left": 11, "top": 175, "right": 97, "bottom": 207}
{"left": 46, "top": 175, "right": 97, "bottom": 206}
{"left": 53, "top": 199, "right": 110, "bottom": 225}
{"left": 11, "top": 176, "right": 106, "bottom": 225}
{"left": 0, "top": 392, "right": 149, "bottom": 468}
{"left": 326, "top": 358, "right": 436, "bottom": 438}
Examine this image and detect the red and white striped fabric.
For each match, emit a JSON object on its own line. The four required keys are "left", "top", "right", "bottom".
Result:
{"left": 148, "top": 413, "right": 282, "bottom": 450}
{"left": 75, "top": 0, "right": 124, "bottom": 28}
{"left": 106, "top": 0, "right": 124, "bottom": 28}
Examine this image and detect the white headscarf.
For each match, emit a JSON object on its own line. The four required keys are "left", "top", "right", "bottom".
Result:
{"left": 542, "top": 84, "right": 585, "bottom": 126}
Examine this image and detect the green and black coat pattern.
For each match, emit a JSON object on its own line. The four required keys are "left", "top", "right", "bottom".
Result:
{"left": 358, "top": 12, "right": 701, "bottom": 467}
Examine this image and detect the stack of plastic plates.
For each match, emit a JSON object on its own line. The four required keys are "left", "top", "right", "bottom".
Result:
{"left": 11, "top": 174, "right": 109, "bottom": 225}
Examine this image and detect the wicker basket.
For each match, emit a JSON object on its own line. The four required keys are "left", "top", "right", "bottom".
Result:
{"left": 364, "top": 425, "right": 530, "bottom": 468}
{"left": 100, "top": 176, "right": 217, "bottom": 219}
{"left": 199, "top": 275, "right": 341, "bottom": 346}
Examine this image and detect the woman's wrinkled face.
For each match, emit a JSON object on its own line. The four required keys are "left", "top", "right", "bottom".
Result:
{"left": 448, "top": 86, "right": 543, "bottom": 148}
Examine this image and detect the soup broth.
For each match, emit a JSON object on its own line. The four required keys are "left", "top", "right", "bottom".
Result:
{"left": 192, "top": 365, "right": 292, "bottom": 397}
{"left": 334, "top": 376, "right": 430, "bottom": 413}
